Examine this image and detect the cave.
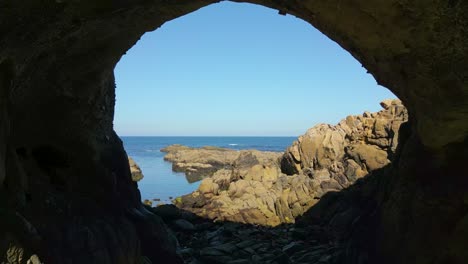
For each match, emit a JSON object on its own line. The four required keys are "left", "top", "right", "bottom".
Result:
{"left": 0, "top": 1, "right": 467, "bottom": 264}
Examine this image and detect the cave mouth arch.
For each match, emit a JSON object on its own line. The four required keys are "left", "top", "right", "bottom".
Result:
{"left": 113, "top": 1, "right": 397, "bottom": 205}
{"left": 1, "top": 1, "right": 466, "bottom": 264}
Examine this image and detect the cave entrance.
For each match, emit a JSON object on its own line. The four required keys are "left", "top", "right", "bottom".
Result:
{"left": 114, "top": 2, "right": 397, "bottom": 215}
{"left": 3, "top": 0, "right": 466, "bottom": 263}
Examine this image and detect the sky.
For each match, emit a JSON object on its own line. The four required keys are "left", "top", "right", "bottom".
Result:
{"left": 114, "top": 2, "right": 396, "bottom": 137}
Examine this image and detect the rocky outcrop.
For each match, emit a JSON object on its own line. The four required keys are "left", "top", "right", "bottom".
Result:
{"left": 174, "top": 101, "right": 408, "bottom": 227}
{"left": 175, "top": 150, "right": 319, "bottom": 226}
{"left": 128, "top": 156, "right": 144, "bottom": 182}
{"left": 281, "top": 99, "right": 408, "bottom": 194}
{"left": 161, "top": 145, "right": 241, "bottom": 182}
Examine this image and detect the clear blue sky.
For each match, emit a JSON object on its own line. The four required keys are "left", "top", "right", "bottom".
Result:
{"left": 114, "top": 2, "right": 396, "bottom": 136}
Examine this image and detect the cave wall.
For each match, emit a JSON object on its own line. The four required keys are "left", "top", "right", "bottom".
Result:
{"left": 0, "top": 0, "right": 467, "bottom": 263}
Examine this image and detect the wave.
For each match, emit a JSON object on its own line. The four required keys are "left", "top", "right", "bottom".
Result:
{"left": 228, "top": 144, "right": 238, "bottom": 146}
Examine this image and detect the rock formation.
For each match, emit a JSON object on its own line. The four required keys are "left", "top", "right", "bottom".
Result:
{"left": 161, "top": 145, "right": 242, "bottom": 182}
{"left": 1, "top": 1, "right": 466, "bottom": 263}
{"left": 175, "top": 150, "right": 316, "bottom": 226}
{"left": 174, "top": 100, "right": 408, "bottom": 226}
{"left": 281, "top": 99, "right": 408, "bottom": 193}
{"left": 128, "top": 156, "right": 144, "bottom": 182}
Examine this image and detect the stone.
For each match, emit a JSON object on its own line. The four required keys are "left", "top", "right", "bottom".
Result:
{"left": 281, "top": 100, "right": 407, "bottom": 194}
{"left": 282, "top": 241, "right": 305, "bottom": 255}
{"left": 173, "top": 219, "right": 196, "bottom": 232}
{"left": 199, "top": 178, "right": 219, "bottom": 195}
{"left": 128, "top": 156, "right": 144, "bottom": 182}
{"left": 345, "top": 144, "right": 389, "bottom": 171}
{"left": 151, "top": 204, "right": 181, "bottom": 221}
{"left": 26, "top": 255, "right": 42, "bottom": 264}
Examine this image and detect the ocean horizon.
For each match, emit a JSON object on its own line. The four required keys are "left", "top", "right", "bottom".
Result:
{"left": 121, "top": 136, "right": 296, "bottom": 203}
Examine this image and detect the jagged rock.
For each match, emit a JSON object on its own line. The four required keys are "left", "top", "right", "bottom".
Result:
{"left": 174, "top": 149, "right": 320, "bottom": 226}
{"left": 2, "top": 1, "right": 466, "bottom": 263}
{"left": 281, "top": 99, "right": 408, "bottom": 194}
{"left": 162, "top": 145, "right": 241, "bottom": 182}
{"left": 174, "top": 101, "right": 407, "bottom": 227}
{"left": 128, "top": 156, "right": 144, "bottom": 182}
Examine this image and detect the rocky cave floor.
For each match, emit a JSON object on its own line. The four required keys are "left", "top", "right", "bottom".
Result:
{"left": 149, "top": 204, "right": 338, "bottom": 264}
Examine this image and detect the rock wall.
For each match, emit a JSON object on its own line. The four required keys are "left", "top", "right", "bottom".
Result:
{"left": 0, "top": 1, "right": 466, "bottom": 263}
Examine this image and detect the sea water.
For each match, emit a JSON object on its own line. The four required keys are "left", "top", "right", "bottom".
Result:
{"left": 121, "top": 136, "right": 296, "bottom": 203}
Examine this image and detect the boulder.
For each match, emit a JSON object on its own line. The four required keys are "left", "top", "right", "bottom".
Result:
{"left": 128, "top": 156, "right": 144, "bottom": 182}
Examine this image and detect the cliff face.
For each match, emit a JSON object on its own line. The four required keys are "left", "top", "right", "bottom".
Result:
{"left": 0, "top": 1, "right": 467, "bottom": 264}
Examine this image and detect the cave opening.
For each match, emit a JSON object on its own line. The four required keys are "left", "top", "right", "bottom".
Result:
{"left": 113, "top": 2, "right": 397, "bottom": 206}
{"left": 109, "top": 4, "right": 408, "bottom": 263}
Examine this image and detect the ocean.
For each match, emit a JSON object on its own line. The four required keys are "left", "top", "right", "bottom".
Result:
{"left": 120, "top": 136, "right": 296, "bottom": 203}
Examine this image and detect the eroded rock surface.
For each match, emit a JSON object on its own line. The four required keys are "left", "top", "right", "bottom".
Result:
{"left": 281, "top": 99, "right": 408, "bottom": 192}
{"left": 173, "top": 100, "right": 408, "bottom": 227}
{"left": 175, "top": 151, "right": 318, "bottom": 226}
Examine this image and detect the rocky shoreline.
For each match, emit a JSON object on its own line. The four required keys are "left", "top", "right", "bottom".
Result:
{"left": 161, "top": 100, "right": 407, "bottom": 227}
{"left": 133, "top": 100, "right": 409, "bottom": 263}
